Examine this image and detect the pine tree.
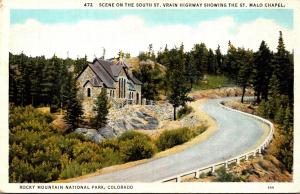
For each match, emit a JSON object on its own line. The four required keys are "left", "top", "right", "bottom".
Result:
{"left": 9, "top": 53, "right": 17, "bottom": 104}
{"left": 253, "top": 41, "right": 273, "bottom": 102}
{"left": 225, "top": 41, "right": 239, "bottom": 83}
{"left": 29, "top": 58, "right": 42, "bottom": 106}
{"left": 192, "top": 43, "right": 208, "bottom": 78}
{"left": 74, "top": 55, "right": 88, "bottom": 76}
{"left": 64, "top": 74, "right": 83, "bottom": 130}
{"left": 92, "top": 89, "right": 109, "bottom": 129}
{"left": 133, "top": 62, "right": 161, "bottom": 100}
{"left": 272, "top": 31, "right": 293, "bottom": 100}
{"left": 184, "top": 52, "right": 198, "bottom": 89}
{"left": 279, "top": 106, "right": 293, "bottom": 172}
{"left": 40, "top": 55, "right": 57, "bottom": 105}
{"left": 268, "top": 73, "right": 280, "bottom": 99}
{"left": 15, "top": 52, "right": 27, "bottom": 105}
{"left": 274, "top": 106, "right": 285, "bottom": 124}
{"left": 237, "top": 48, "right": 253, "bottom": 103}
{"left": 207, "top": 49, "right": 215, "bottom": 74}
{"left": 215, "top": 45, "right": 224, "bottom": 74}
{"left": 283, "top": 106, "right": 293, "bottom": 130}
{"left": 166, "top": 45, "right": 192, "bottom": 120}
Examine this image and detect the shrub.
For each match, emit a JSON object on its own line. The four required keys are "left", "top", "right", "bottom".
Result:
{"left": 100, "top": 147, "right": 123, "bottom": 166}
{"left": 99, "top": 139, "right": 120, "bottom": 151}
{"left": 156, "top": 127, "right": 192, "bottom": 151}
{"left": 214, "top": 167, "right": 241, "bottom": 182}
{"left": 190, "top": 125, "right": 207, "bottom": 137}
{"left": 120, "top": 137, "right": 156, "bottom": 162}
{"left": 118, "top": 130, "right": 151, "bottom": 142}
{"left": 177, "top": 105, "right": 193, "bottom": 119}
{"left": 9, "top": 157, "right": 35, "bottom": 183}
{"left": 9, "top": 105, "right": 53, "bottom": 128}
{"left": 59, "top": 162, "right": 102, "bottom": 179}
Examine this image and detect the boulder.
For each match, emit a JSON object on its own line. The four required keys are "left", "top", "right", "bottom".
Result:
{"left": 99, "top": 126, "right": 117, "bottom": 138}
{"left": 91, "top": 133, "right": 105, "bottom": 143}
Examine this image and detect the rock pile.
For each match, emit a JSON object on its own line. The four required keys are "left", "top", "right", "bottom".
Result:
{"left": 75, "top": 103, "right": 174, "bottom": 143}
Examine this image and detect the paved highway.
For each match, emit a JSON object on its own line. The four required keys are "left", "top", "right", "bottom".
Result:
{"left": 76, "top": 97, "right": 266, "bottom": 182}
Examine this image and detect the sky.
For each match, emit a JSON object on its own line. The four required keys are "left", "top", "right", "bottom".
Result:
{"left": 9, "top": 9, "right": 294, "bottom": 60}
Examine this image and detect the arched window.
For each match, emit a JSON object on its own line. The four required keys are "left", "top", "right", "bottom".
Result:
{"left": 87, "top": 88, "right": 91, "bottom": 97}
{"left": 136, "top": 93, "right": 139, "bottom": 104}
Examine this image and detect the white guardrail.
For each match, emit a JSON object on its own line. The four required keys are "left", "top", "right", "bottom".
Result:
{"left": 156, "top": 101, "right": 274, "bottom": 183}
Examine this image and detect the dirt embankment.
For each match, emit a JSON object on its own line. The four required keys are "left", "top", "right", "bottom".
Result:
{"left": 190, "top": 87, "right": 254, "bottom": 100}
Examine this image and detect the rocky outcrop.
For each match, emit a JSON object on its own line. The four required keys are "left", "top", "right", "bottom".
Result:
{"left": 74, "top": 128, "right": 105, "bottom": 143}
{"left": 74, "top": 102, "right": 203, "bottom": 143}
{"left": 75, "top": 103, "right": 173, "bottom": 143}
{"left": 107, "top": 106, "right": 161, "bottom": 132}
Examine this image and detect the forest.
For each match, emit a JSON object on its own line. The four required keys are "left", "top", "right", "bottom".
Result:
{"left": 9, "top": 31, "right": 294, "bottom": 182}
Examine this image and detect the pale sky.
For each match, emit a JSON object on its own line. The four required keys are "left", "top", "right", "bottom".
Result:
{"left": 9, "top": 9, "right": 294, "bottom": 60}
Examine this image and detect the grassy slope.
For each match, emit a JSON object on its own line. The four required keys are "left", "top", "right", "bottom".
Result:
{"left": 192, "top": 75, "right": 235, "bottom": 91}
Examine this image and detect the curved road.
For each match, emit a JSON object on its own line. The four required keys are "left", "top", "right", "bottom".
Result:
{"left": 76, "top": 97, "right": 266, "bottom": 182}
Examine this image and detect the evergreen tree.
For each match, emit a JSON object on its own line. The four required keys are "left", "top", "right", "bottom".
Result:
{"left": 268, "top": 73, "right": 280, "bottom": 99}
{"left": 157, "top": 45, "right": 170, "bottom": 95}
{"left": 274, "top": 106, "right": 285, "bottom": 124}
{"left": 64, "top": 74, "right": 83, "bottom": 130}
{"left": 74, "top": 55, "right": 88, "bottom": 75}
{"left": 29, "top": 59, "right": 41, "bottom": 106}
{"left": 215, "top": 45, "right": 224, "bottom": 74}
{"left": 9, "top": 53, "right": 17, "bottom": 104}
{"left": 132, "top": 62, "right": 163, "bottom": 100}
{"left": 253, "top": 41, "right": 273, "bottom": 102}
{"left": 257, "top": 100, "right": 268, "bottom": 118}
{"left": 279, "top": 107, "right": 293, "bottom": 173}
{"left": 184, "top": 52, "right": 199, "bottom": 89}
{"left": 192, "top": 43, "right": 208, "bottom": 78}
{"left": 207, "top": 48, "right": 216, "bottom": 74}
{"left": 40, "top": 55, "right": 57, "bottom": 105}
{"left": 272, "top": 31, "right": 293, "bottom": 101}
{"left": 225, "top": 41, "right": 239, "bottom": 83}
{"left": 92, "top": 89, "right": 109, "bottom": 129}
{"left": 283, "top": 106, "right": 293, "bottom": 130}
{"left": 166, "top": 45, "right": 192, "bottom": 120}
{"left": 237, "top": 48, "right": 253, "bottom": 103}
{"left": 15, "top": 52, "right": 27, "bottom": 105}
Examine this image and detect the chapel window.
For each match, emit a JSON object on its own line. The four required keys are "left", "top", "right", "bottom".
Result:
{"left": 87, "top": 88, "right": 91, "bottom": 97}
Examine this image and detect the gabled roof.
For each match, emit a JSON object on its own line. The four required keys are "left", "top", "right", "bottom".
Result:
{"left": 83, "top": 78, "right": 103, "bottom": 88}
{"left": 91, "top": 76, "right": 103, "bottom": 87}
{"left": 89, "top": 60, "right": 115, "bottom": 88}
{"left": 110, "top": 60, "right": 130, "bottom": 77}
{"left": 126, "top": 71, "right": 142, "bottom": 85}
{"left": 95, "top": 59, "right": 117, "bottom": 81}
{"left": 78, "top": 58, "right": 142, "bottom": 88}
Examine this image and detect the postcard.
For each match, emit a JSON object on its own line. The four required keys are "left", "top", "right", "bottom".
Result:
{"left": 0, "top": 0, "right": 299, "bottom": 193}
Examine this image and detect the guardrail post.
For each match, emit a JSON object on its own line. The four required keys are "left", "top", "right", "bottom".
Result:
{"left": 236, "top": 158, "right": 240, "bottom": 165}
{"left": 195, "top": 171, "right": 200, "bottom": 179}
{"left": 258, "top": 148, "right": 262, "bottom": 154}
{"left": 225, "top": 161, "right": 228, "bottom": 170}
{"left": 177, "top": 176, "right": 181, "bottom": 182}
{"left": 211, "top": 166, "right": 215, "bottom": 174}
{"left": 253, "top": 151, "right": 256, "bottom": 158}
{"left": 245, "top": 154, "right": 249, "bottom": 161}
